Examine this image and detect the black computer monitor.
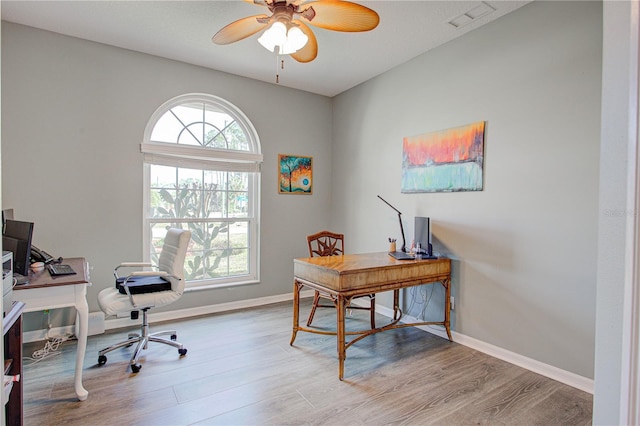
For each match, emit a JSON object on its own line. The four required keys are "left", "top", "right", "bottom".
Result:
{"left": 2, "top": 219, "right": 34, "bottom": 276}
{"left": 415, "top": 216, "right": 437, "bottom": 259}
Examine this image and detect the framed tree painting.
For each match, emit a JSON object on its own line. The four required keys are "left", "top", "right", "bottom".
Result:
{"left": 278, "top": 154, "right": 312, "bottom": 194}
{"left": 401, "top": 121, "right": 486, "bottom": 193}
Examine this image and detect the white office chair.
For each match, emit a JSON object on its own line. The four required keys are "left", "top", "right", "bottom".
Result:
{"left": 97, "top": 228, "right": 191, "bottom": 373}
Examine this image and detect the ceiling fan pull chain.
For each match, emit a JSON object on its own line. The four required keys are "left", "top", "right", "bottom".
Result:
{"left": 275, "top": 51, "right": 280, "bottom": 83}
{"left": 277, "top": 55, "right": 286, "bottom": 83}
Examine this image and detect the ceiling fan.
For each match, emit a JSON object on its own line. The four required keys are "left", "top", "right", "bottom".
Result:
{"left": 212, "top": 0, "right": 380, "bottom": 63}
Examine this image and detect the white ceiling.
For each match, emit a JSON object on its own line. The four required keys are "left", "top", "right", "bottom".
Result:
{"left": 1, "top": 1, "right": 531, "bottom": 97}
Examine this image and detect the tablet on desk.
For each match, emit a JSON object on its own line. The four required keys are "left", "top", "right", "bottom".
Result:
{"left": 388, "top": 251, "right": 415, "bottom": 260}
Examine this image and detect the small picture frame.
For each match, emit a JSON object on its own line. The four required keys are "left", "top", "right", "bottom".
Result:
{"left": 278, "top": 154, "right": 312, "bottom": 194}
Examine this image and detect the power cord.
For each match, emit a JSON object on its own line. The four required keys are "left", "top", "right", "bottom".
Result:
{"left": 23, "top": 312, "right": 76, "bottom": 365}
{"left": 24, "top": 333, "right": 76, "bottom": 365}
{"left": 405, "top": 283, "right": 435, "bottom": 321}
{"left": 418, "top": 284, "right": 435, "bottom": 321}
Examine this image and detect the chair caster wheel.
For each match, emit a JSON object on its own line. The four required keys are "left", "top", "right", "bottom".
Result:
{"left": 98, "top": 355, "right": 107, "bottom": 365}
{"left": 171, "top": 334, "right": 177, "bottom": 341}
{"left": 178, "top": 348, "right": 187, "bottom": 356}
{"left": 131, "top": 364, "right": 142, "bottom": 373}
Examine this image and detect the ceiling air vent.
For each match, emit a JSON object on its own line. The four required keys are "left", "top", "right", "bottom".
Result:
{"left": 448, "top": 2, "right": 496, "bottom": 29}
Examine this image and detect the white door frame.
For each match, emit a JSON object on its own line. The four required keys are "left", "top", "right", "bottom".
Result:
{"left": 620, "top": 2, "right": 640, "bottom": 424}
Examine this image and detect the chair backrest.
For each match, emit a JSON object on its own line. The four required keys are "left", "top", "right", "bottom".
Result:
{"left": 158, "top": 228, "right": 191, "bottom": 294}
{"left": 307, "top": 231, "right": 344, "bottom": 257}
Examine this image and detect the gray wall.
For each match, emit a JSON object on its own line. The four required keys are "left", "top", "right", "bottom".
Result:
{"left": 331, "top": 1, "right": 601, "bottom": 380}
{"left": 1, "top": 22, "right": 333, "bottom": 321}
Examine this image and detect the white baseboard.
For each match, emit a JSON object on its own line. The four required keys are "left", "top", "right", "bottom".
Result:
{"left": 24, "top": 289, "right": 593, "bottom": 395}
{"left": 370, "top": 302, "right": 594, "bottom": 394}
{"left": 23, "top": 290, "right": 316, "bottom": 343}
{"left": 448, "top": 327, "right": 594, "bottom": 394}
{"left": 103, "top": 289, "right": 316, "bottom": 331}
{"left": 24, "top": 325, "right": 76, "bottom": 344}
{"left": 24, "top": 311, "right": 106, "bottom": 343}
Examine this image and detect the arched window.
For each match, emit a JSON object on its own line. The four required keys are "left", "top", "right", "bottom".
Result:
{"left": 142, "top": 94, "right": 262, "bottom": 289}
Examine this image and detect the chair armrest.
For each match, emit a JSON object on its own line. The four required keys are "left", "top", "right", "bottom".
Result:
{"left": 119, "top": 262, "right": 153, "bottom": 268}
{"left": 114, "top": 262, "right": 157, "bottom": 279}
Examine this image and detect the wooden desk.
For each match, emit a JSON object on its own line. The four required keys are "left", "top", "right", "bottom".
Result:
{"left": 13, "top": 258, "right": 90, "bottom": 401}
{"left": 290, "top": 252, "right": 452, "bottom": 380}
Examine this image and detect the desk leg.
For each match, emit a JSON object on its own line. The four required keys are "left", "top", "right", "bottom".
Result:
{"left": 336, "top": 295, "right": 346, "bottom": 381}
{"left": 74, "top": 286, "right": 89, "bottom": 401}
{"left": 393, "top": 289, "right": 400, "bottom": 320}
{"left": 290, "top": 280, "right": 302, "bottom": 346}
{"left": 443, "top": 278, "right": 452, "bottom": 342}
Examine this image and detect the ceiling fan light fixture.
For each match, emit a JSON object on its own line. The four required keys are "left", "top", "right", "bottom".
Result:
{"left": 258, "top": 20, "right": 308, "bottom": 55}
{"left": 281, "top": 26, "right": 308, "bottom": 55}
{"left": 258, "top": 21, "right": 287, "bottom": 52}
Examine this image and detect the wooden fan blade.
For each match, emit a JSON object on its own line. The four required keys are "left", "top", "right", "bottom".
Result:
{"left": 290, "top": 20, "right": 318, "bottom": 63}
{"left": 212, "top": 15, "right": 269, "bottom": 45}
{"left": 299, "top": 1, "right": 379, "bottom": 32}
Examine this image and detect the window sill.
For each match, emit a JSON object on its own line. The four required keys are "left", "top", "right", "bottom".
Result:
{"left": 184, "top": 279, "right": 260, "bottom": 293}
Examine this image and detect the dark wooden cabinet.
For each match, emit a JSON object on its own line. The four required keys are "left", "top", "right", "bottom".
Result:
{"left": 4, "top": 301, "right": 25, "bottom": 426}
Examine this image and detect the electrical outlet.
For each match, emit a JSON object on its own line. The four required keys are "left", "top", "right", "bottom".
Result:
{"left": 450, "top": 296, "right": 455, "bottom": 310}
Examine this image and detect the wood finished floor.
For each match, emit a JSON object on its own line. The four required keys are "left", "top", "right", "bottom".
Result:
{"left": 22, "top": 300, "right": 592, "bottom": 425}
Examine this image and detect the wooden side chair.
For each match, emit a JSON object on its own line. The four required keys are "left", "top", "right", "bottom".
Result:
{"left": 305, "top": 231, "right": 376, "bottom": 329}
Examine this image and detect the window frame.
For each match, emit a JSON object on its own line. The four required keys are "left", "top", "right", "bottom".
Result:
{"left": 142, "top": 93, "right": 262, "bottom": 290}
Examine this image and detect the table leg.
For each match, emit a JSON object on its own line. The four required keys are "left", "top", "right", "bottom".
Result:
{"left": 290, "top": 280, "right": 301, "bottom": 346}
{"left": 393, "top": 289, "right": 400, "bottom": 320}
{"left": 337, "top": 295, "right": 346, "bottom": 381}
{"left": 443, "top": 278, "right": 452, "bottom": 342}
{"left": 74, "top": 285, "right": 89, "bottom": 401}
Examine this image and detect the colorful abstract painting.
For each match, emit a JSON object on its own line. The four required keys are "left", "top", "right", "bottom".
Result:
{"left": 401, "top": 121, "right": 485, "bottom": 193}
{"left": 278, "top": 154, "right": 312, "bottom": 194}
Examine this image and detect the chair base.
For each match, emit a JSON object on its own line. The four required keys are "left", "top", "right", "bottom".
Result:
{"left": 98, "top": 308, "right": 187, "bottom": 373}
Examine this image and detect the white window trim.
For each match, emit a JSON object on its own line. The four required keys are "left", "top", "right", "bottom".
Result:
{"left": 141, "top": 143, "right": 263, "bottom": 167}
{"left": 142, "top": 93, "right": 262, "bottom": 290}
{"left": 143, "top": 93, "right": 262, "bottom": 155}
